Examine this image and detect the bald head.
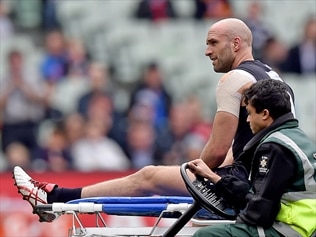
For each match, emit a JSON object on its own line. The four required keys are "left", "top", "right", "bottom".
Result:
{"left": 210, "top": 18, "right": 253, "bottom": 46}
{"left": 205, "top": 18, "right": 254, "bottom": 72}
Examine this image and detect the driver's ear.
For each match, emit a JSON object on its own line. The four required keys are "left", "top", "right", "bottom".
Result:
{"left": 262, "top": 109, "right": 270, "bottom": 120}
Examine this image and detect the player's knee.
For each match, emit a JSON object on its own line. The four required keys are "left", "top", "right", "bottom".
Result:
{"left": 134, "top": 165, "right": 159, "bottom": 194}
{"left": 137, "top": 165, "right": 157, "bottom": 182}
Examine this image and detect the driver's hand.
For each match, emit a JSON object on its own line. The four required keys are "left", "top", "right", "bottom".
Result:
{"left": 188, "top": 159, "right": 221, "bottom": 183}
{"left": 188, "top": 159, "right": 214, "bottom": 177}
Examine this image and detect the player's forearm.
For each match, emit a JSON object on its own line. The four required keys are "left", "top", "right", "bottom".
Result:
{"left": 199, "top": 140, "right": 229, "bottom": 169}
{"left": 201, "top": 112, "right": 238, "bottom": 168}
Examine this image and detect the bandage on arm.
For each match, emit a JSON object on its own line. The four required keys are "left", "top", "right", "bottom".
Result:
{"left": 216, "top": 70, "right": 256, "bottom": 118}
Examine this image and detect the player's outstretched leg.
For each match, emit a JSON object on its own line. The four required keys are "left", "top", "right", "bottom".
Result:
{"left": 12, "top": 166, "right": 59, "bottom": 222}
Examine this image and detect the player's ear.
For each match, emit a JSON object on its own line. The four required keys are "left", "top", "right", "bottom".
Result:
{"left": 232, "top": 37, "right": 241, "bottom": 51}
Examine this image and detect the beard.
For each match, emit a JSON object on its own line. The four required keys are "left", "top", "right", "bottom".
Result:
{"left": 213, "top": 48, "right": 234, "bottom": 73}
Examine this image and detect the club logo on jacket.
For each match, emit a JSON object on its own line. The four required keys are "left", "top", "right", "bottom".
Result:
{"left": 259, "top": 155, "right": 269, "bottom": 174}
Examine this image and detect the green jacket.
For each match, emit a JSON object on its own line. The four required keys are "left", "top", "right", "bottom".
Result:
{"left": 262, "top": 121, "right": 316, "bottom": 237}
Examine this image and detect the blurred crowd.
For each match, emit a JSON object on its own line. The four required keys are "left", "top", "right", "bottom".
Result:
{"left": 0, "top": 0, "right": 315, "bottom": 172}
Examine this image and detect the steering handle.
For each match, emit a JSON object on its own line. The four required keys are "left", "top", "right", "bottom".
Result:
{"left": 180, "top": 162, "right": 237, "bottom": 220}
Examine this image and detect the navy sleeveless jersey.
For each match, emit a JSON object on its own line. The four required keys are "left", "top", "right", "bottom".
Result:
{"left": 232, "top": 60, "right": 294, "bottom": 172}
